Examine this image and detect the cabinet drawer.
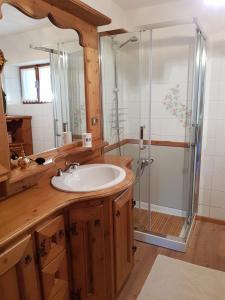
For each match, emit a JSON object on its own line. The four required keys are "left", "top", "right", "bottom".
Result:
{"left": 0, "top": 235, "right": 40, "bottom": 300}
{"left": 40, "top": 250, "right": 69, "bottom": 300}
{"left": 36, "top": 215, "right": 66, "bottom": 268}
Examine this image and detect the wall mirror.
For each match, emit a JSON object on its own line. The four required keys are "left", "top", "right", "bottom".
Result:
{"left": 0, "top": 4, "right": 86, "bottom": 157}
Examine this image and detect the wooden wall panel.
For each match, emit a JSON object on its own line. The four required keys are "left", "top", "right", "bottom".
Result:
{"left": 84, "top": 46, "right": 102, "bottom": 140}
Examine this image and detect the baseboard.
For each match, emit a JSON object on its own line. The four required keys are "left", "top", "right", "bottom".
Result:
{"left": 138, "top": 202, "right": 188, "bottom": 217}
{"left": 196, "top": 215, "right": 225, "bottom": 225}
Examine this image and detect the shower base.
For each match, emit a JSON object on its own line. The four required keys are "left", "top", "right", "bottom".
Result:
{"left": 134, "top": 208, "right": 186, "bottom": 237}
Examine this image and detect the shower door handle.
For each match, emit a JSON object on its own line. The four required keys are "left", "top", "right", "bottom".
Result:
{"left": 140, "top": 125, "right": 145, "bottom": 150}
{"left": 191, "top": 124, "right": 199, "bottom": 147}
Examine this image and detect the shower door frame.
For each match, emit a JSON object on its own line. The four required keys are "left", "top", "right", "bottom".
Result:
{"left": 99, "top": 22, "right": 207, "bottom": 252}
{"left": 134, "top": 25, "right": 207, "bottom": 252}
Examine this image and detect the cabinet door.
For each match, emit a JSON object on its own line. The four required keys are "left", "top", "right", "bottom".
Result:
{"left": 36, "top": 216, "right": 66, "bottom": 269}
{"left": 41, "top": 250, "right": 69, "bottom": 300}
{"left": 69, "top": 203, "right": 106, "bottom": 300}
{"left": 113, "top": 188, "right": 133, "bottom": 293}
{"left": 0, "top": 235, "right": 40, "bottom": 300}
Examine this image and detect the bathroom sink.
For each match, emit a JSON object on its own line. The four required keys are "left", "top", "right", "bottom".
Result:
{"left": 51, "top": 164, "right": 126, "bottom": 192}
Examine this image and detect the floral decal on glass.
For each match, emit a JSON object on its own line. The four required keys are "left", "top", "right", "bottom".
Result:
{"left": 163, "top": 84, "right": 191, "bottom": 128}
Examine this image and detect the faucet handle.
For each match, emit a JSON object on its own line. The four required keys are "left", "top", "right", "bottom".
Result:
{"left": 56, "top": 168, "right": 63, "bottom": 177}
{"left": 70, "top": 162, "right": 80, "bottom": 169}
{"left": 64, "top": 162, "right": 80, "bottom": 172}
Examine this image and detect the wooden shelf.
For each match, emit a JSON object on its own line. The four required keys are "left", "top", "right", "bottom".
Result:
{"left": 6, "top": 115, "right": 33, "bottom": 156}
{"left": 6, "top": 115, "right": 32, "bottom": 122}
{"left": 9, "top": 142, "right": 25, "bottom": 147}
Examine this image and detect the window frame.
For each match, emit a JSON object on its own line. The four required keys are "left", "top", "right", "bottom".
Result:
{"left": 19, "top": 63, "right": 51, "bottom": 104}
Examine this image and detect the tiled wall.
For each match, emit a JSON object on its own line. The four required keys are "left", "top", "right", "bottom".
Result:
{"left": 151, "top": 29, "right": 193, "bottom": 142}
{"left": 2, "top": 65, "right": 21, "bottom": 104}
{"left": 198, "top": 40, "right": 225, "bottom": 220}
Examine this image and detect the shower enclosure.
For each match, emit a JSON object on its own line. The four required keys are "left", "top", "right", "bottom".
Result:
{"left": 31, "top": 41, "right": 86, "bottom": 148}
{"left": 100, "top": 21, "right": 206, "bottom": 251}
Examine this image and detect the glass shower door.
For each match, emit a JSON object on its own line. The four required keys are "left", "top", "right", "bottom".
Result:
{"left": 100, "top": 31, "right": 152, "bottom": 232}
{"left": 133, "top": 30, "right": 152, "bottom": 233}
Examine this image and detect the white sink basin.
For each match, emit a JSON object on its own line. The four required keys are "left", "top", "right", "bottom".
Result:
{"left": 51, "top": 164, "right": 126, "bottom": 192}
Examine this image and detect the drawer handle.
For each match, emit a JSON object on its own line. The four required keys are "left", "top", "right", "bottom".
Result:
{"left": 24, "top": 254, "right": 32, "bottom": 265}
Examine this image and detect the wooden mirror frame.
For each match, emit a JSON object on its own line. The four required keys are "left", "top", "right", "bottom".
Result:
{"left": 0, "top": 0, "right": 111, "bottom": 187}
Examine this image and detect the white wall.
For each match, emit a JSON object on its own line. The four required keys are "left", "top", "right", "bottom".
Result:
{"left": 2, "top": 65, "right": 21, "bottom": 104}
{"left": 82, "top": 0, "right": 127, "bottom": 31}
{"left": 198, "top": 36, "right": 225, "bottom": 220}
{"left": 0, "top": 26, "right": 77, "bottom": 65}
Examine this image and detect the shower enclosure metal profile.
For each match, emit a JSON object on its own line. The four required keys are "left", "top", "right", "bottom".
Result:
{"left": 111, "top": 36, "right": 138, "bottom": 155}
{"left": 100, "top": 20, "right": 206, "bottom": 252}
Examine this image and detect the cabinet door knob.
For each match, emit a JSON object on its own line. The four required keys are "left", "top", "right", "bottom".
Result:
{"left": 132, "top": 246, "right": 137, "bottom": 255}
{"left": 73, "top": 288, "right": 82, "bottom": 300}
{"left": 58, "top": 229, "right": 65, "bottom": 238}
{"left": 94, "top": 219, "right": 101, "bottom": 226}
{"left": 24, "top": 254, "right": 32, "bottom": 264}
{"left": 70, "top": 223, "right": 78, "bottom": 235}
{"left": 116, "top": 210, "right": 120, "bottom": 217}
{"left": 132, "top": 200, "right": 136, "bottom": 208}
{"left": 38, "top": 239, "right": 47, "bottom": 257}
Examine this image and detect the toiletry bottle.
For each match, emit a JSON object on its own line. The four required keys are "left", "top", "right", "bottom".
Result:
{"left": 82, "top": 133, "right": 92, "bottom": 148}
{"left": 62, "top": 123, "right": 72, "bottom": 145}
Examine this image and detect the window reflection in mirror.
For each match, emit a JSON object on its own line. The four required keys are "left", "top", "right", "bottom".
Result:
{"left": 0, "top": 4, "right": 86, "bottom": 156}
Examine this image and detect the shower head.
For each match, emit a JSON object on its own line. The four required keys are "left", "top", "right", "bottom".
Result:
{"left": 119, "top": 36, "right": 138, "bottom": 48}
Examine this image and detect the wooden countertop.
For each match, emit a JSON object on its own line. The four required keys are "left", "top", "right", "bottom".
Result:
{"left": 0, "top": 155, "right": 134, "bottom": 249}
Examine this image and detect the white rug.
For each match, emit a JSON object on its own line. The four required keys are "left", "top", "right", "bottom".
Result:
{"left": 138, "top": 255, "right": 225, "bottom": 300}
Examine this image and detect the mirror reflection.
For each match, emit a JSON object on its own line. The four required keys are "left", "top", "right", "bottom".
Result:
{"left": 0, "top": 4, "right": 86, "bottom": 156}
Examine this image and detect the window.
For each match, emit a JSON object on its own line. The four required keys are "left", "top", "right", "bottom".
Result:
{"left": 20, "top": 64, "right": 52, "bottom": 103}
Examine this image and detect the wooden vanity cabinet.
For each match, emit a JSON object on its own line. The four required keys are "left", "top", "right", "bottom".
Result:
{"left": 69, "top": 200, "right": 106, "bottom": 300}
{"left": 113, "top": 188, "right": 134, "bottom": 294}
{"left": 0, "top": 187, "right": 134, "bottom": 300}
{"left": 68, "top": 188, "right": 134, "bottom": 300}
{"left": 0, "top": 235, "right": 40, "bottom": 300}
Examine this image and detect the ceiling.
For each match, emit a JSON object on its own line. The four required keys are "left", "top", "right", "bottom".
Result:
{"left": 113, "top": 0, "right": 180, "bottom": 9}
{"left": 0, "top": 4, "right": 50, "bottom": 37}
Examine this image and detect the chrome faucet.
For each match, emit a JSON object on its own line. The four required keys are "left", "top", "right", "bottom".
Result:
{"left": 56, "top": 162, "right": 80, "bottom": 176}
{"left": 64, "top": 162, "right": 80, "bottom": 172}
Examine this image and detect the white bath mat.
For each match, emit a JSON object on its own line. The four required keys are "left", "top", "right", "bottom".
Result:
{"left": 138, "top": 255, "right": 225, "bottom": 300}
